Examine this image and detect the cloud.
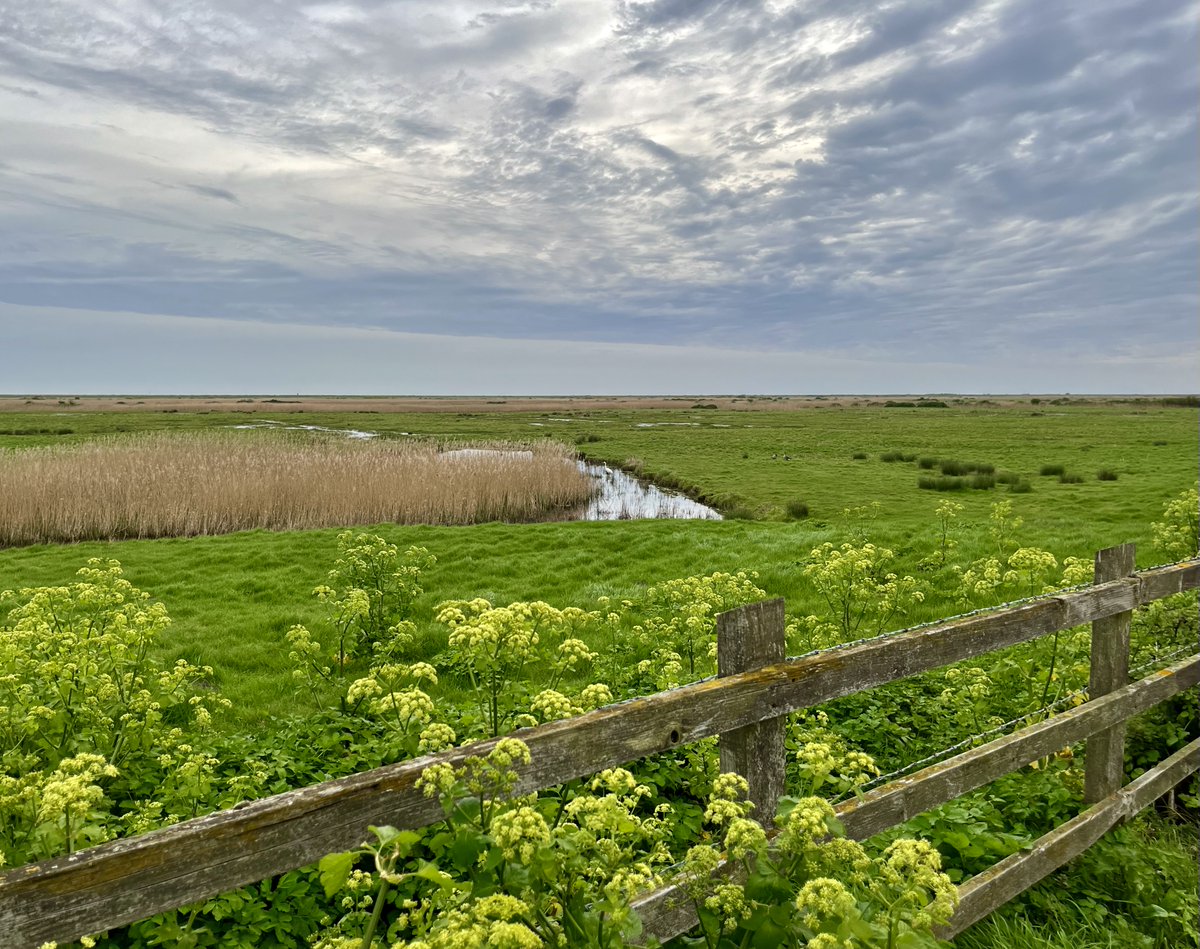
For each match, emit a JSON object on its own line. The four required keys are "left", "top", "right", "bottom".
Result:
{"left": 0, "top": 0, "right": 1195, "bottom": 392}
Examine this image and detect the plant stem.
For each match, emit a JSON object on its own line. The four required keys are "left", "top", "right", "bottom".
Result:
{"left": 362, "top": 878, "right": 391, "bottom": 948}
{"left": 1038, "top": 627, "right": 1061, "bottom": 711}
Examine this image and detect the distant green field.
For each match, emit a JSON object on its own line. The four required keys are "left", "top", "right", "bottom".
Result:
{"left": 1, "top": 399, "right": 1195, "bottom": 726}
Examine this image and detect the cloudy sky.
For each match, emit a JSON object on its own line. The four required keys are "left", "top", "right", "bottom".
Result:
{"left": 1, "top": 0, "right": 1196, "bottom": 394}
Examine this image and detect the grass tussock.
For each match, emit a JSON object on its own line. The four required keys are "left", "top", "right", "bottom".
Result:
{"left": 784, "top": 499, "right": 810, "bottom": 519}
{"left": 918, "top": 475, "right": 967, "bottom": 491}
{"left": 0, "top": 432, "right": 594, "bottom": 546}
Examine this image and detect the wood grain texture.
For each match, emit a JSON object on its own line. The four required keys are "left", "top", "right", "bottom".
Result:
{"left": 2, "top": 560, "right": 1196, "bottom": 948}
{"left": 717, "top": 599, "right": 787, "bottom": 820}
{"left": 1084, "top": 544, "right": 1137, "bottom": 804}
{"left": 840, "top": 653, "right": 1198, "bottom": 842}
{"left": 633, "top": 655, "right": 1199, "bottom": 942}
{"left": 940, "top": 737, "right": 1200, "bottom": 939}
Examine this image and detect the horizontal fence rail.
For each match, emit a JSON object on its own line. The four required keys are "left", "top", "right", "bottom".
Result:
{"left": 629, "top": 654, "right": 1200, "bottom": 940}
{"left": 1, "top": 557, "right": 1196, "bottom": 947}
{"left": 941, "top": 737, "right": 1200, "bottom": 938}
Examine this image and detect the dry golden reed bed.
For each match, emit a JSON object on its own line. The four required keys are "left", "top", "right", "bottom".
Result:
{"left": 0, "top": 432, "right": 594, "bottom": 546}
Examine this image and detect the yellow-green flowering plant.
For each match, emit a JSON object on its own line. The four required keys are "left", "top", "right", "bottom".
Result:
{"left": 933, "top": 499, "right": 964, "bottom": 567}
{"left": 1152, "top": 484, "right": 1199, "bottom": 560}
{"left": 988, "top": 500, "right": 1024, "bottom": 557}
{"left": 436, "top": 598, "right": 611, "bottom": 737}
{"left": 315, "top": 531, "right": 435, "bottom": 664}
{"left": 0, "top": 560, "right": 228, "bottom": 865}
{"left": 798, "top": 543, "right": 926, "bottom": 647}
{"left": 787, "top": 712, "right": 881, "bottom": 799}
{"left": 639, "top": 572, "right": 767, "bottom": 676}
{"left": 315, "top": 739, "right": 672, "bottom": 948}
{"left": 679, "top": 776, "right": 957, "bottom": 949}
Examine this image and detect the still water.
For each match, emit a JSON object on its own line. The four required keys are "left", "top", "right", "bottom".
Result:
{"left": 231, "top": 423, "right": 722, "bottom": 521}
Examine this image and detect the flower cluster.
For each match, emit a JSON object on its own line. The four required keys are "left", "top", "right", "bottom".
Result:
{"left": 1152, "top": 485, "right": 1199, "bottom": 559}
{"left": 0, "top": 560, "right": 228, "bottom": 865}
{"left": 800, "top": 543, "right": 925, "bottom": 643}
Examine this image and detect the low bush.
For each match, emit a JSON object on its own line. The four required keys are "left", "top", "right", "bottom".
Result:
{"left": 1059, "top": 473, "right": 1085, "bottom": 484}
{"left": 969, "top": 473, "right": 996, "bottom": 490}
{"left": 785, "top": 499, "right": 810, "bottom": 519}
{"left": 919, "top": 475, "right": 967, "bottom": 491}
{"left": 880, "top": 450, "right": 905, "bottom": 462}
{"left": 1039, "top": 464, "right": 1066, "bottom": 476}
{"left": 852, "top": 452, "right": 868, "bottom": 460}
{"left": 1008, "top": 479, "right": 1034, "bottom": 493}
{"left": 918, "top": 457, "right": 938, "bottom": 469}
{"left": 1096, "top": 469, "right": 1118, "bottom": 481}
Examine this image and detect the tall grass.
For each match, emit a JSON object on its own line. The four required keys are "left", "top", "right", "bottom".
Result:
{"left": 0, "top": 432, "right": 594, "bottom": 546}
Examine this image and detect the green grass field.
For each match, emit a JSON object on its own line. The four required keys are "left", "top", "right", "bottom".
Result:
{"left": 2, "top": 398, "right": 1196, "bottom": 948}
{"left": 1, "top": 399, "right": 1195, "bottom": 726}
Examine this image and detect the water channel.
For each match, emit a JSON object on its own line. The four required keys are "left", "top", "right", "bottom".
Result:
{"left": 231, "top": 421, "right": 723, "bottom": 522}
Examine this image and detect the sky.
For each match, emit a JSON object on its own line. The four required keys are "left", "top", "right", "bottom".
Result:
{"left": 0, "top": 0, "right": 1196, "bottom": 395}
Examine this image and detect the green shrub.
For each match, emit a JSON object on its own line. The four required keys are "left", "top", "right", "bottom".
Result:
{"left": 918, "top": 457, "right": 938, "bottom": 469}
{"left": 1040, "top": 464, "right": 1066, "bottom": 476}
{"left": 939, "top": 460, "right": 968, "bottom": 476}
{"left": 785, "top": 499, "right": 810, "bottom": 519}
{"left": 852, "top": 452, "right": 868, "bottom": 460}
{"left": 725, "top": 504, "right": 757, "bottom": 520}
{"left": 1008, "top": 479, "right": 1034, "bottom": 493}
{"left": 1096, "top": 469, "right": 1118, "bottom": 481}
{"left": 995, "top": 471, "right": 1021, "bottom": 484}
{"left": 1059, "top": 473, "right": 1084, "bottom": 484}
{"left": 880, "top": 450, "right": 904, "bottom": 462}
{"left": 970, "top": 473, "right": 997, "bottom": 490}
{"left": 919, "top": 475, "right": 967, "bottom": 491}
{"left": 0, "top": 560, "right": 230, "bottom": 865}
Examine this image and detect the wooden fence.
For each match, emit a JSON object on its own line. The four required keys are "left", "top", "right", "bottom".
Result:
{"left": 1, "top": 546, "right": 1196, "bottom": 948}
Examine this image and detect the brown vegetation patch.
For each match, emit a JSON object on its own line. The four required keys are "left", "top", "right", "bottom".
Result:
{"left": 0, "top": 432, "right": 593, "bottom": 546}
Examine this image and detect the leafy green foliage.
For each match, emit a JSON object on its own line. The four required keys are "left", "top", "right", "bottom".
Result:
{"left": 1152, "top": 485, "right": 1199, "bottom": 560}
{"left": 0, "top": 561, "right": 229, "bottom": 865}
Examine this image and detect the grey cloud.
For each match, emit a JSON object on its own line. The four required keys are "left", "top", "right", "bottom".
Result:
{"left": 0, "top": 0, "right": 1195, "bottom": 390}
{"left": 181, "top": 183, "right": 239, "bottom": 203}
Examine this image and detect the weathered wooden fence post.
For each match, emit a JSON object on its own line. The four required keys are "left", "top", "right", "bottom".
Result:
{"left": 717, "top": 598, "right": 787, "bottom": 821}
{"left": 1084, "top": 543, "right": 1136, "bottom": 804}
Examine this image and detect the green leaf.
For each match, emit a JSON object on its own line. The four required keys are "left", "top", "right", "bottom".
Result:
{"left": 748, "top": 918, "right": 787, "bottom": 948}
{"left": 317, "top": 851, "right": 355, "bottom": 898}
{"left": 415, "top": 861, "right": 463, "bottom": 893}
{"left": 449, "top": 830, "right": 487, "bottom": 870}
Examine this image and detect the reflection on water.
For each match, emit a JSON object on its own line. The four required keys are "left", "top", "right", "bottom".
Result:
{"left": 575, "top": 460, "right": 721, "bottom": 521}
{"left": 228, "top": 422, "right": 721, "bottom": 521}
{"left": 231, "top": 420, "right": 385, "bottom": 439}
